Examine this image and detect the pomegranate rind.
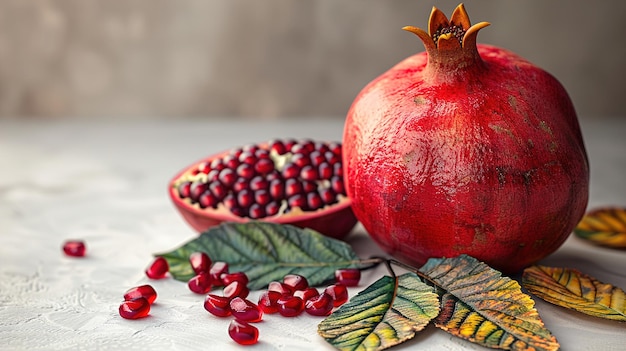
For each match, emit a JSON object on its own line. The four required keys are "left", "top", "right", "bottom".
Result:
{"left": 168, "top": 146, "right": 358, "bottom": 239}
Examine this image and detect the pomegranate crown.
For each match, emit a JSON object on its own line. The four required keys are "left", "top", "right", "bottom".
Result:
{"left": 403, "top": 3, "right": 490, "bottom": 71}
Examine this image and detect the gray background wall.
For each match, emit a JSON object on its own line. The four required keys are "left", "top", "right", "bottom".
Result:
{"left": 1, "top": 0, "right": 624, "bottom": 120}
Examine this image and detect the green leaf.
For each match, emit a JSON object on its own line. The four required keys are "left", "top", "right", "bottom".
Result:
{"left": 522, "top": 265, "right": 626, "bottom": 321}
{"left": 419, "top": 255, "right": 559, "bottom": 351}
{"left": 574, "top": 207, "right": 626, "bottom": 248}
{"left": 318, "top": 272, "right": 440, "bottom": 351}
{"left": 157, "top": 221, "right": 360, "bottom": 290}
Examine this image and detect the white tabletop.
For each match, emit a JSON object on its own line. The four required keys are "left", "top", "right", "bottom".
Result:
{"left": 1, "top": 118, "right": 625, "bottom": 350}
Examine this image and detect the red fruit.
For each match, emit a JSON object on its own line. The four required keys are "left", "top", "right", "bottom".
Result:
{"left": 335, "top": 268, "right": 361, "bottom": 287}
{"left": 305, "top": 293, "right": 334, "bottom": 316}
{"left": 145, "top": 257, "right": 169, "bottom": 279}
{"left": 62, "top": 240, "right": 86, "bottom": 257}
{"left": 204, "top": 294, "right": 232, "bottom": 317}
{"left": 221, "top": 272, "right": 249, "bottom": 286}
{"left": 267, "top": 281, "right": 294, "bottom": 296}
{"left": 189, "top": 252, "right": 212, "bottom": 274}
{"left": 228, "top": 319, "right": 259, "bottom": 346}
{"left": 277, "top": 295, "right": 304, "bottom": 317}
{"left": 223, "top": 281, "right": 249, "bottom": 300}
{"left": 258, "top": 291, "right": 282, "bottom": 314}
{"left": 283, "top": 274, "right": 309, "bottom": 291}
{"left": 293, "top": 287, "right": 319, "bottom": 302}
{"left": 124, "top": 285, "right": 157, "bottom": 304}
{"left": 229, "top": 297, "right": 263, "bottom": 323}
{"left": 168, "top": 139, "right": 358, "bottom": 239}
{"left": 119, "top": 297, "right": 150, "bottom": 319}
{"left": 342, "top": 4, "right": 589, "bottom": 273}
{"left": 324, "top": 284, "right": 349, "bottom": 307}
{"left": 209, "top": 261, "right": 229, "bottom": 285}
{"left": 188, "top": 273, "right": 213, "bottom": 294}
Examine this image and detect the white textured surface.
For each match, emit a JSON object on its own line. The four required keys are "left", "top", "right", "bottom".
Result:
{"left": 1, "top": 118, "right": 625, "bottom": 350}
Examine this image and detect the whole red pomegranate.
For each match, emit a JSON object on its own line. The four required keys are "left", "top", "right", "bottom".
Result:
{"left": 342, "top": 4, "right": 589, "bottom": 273}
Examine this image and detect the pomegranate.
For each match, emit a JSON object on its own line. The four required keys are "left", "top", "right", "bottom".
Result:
{"left": 169, "top": 139, "right": 357, "bottom": 239}
{"left": 342, "top": 4, "right": 589, "bottom": 273}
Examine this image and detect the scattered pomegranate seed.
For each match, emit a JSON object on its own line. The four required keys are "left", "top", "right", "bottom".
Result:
{"left": 335, "top": 268, "right": 361, "bottom": 287}
{"left": 258, "top": 291, "right": 282, "bottom": 314}
{"left": 62, "top": 240, "right": 86, "bottom": 257}
{"left": 124, "top": 285, "right": 157, "bottom": 304}
{"left": 267, "top": 281, "right": 294, "bottom": 296}
{"left": 277, "top": 295, "right": 304, "bottom": 317}
{"left": 305, "top": 293, "right": 334, "bottom": 316}
{"left": 209, "top": 261, "right": 229, "bottom": 285}
{"left": 189, "top": 252, "right": 212, "bottom": 274}
{"left": 145, "top": 257, "right": 169, "bottom": 279}
{"left": 229, "top": 297, "right": 263, "bottom": 323}
{"left": 221, "top": 272, "right": 249, "bottom": 286}
{"left": 283, "top": 274, "right": 309, "bottom": 291}
{"left": 228, "top": 319, "right": 259, "bottom": 346}
{"left": 223, "top": 281, "right": 249, "bottom": 300}
{"left": 324, "top": 283, "right": 349, "bottom": 307}
{"left": 204, "top": 294, "right": 232, "bottom": 317}
{"left": 188, "top": 273, "right": 213, "bottom": 294}
{"left": 293, "top": 287, "right": 319, "bottom": 302}
{"left": 119, "top": 297, "right": 150, "bottom": 319}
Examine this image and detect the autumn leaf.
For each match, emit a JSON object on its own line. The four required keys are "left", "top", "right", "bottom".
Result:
{"left": 574, "top": 207, "right": 626, "bottom": 248}
{"left": 419, "top": 255, "right": 560, "bottom": 351}
{"left": 522, "top": 265, "right": 626, "bottom": 322}
{"left": 156, "top": 221, "right": 359, "bottom": 290}
{"left": 318, "top": 272, "right": 440, "bottom": 351}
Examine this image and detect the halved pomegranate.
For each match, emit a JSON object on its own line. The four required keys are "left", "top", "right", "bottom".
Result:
{"left": 168, "top": 139, "right": 357, "bottom": 239}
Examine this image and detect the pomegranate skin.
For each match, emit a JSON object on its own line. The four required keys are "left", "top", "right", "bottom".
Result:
{"left": 343, "top": 5, "right": 589, "bottom": 273}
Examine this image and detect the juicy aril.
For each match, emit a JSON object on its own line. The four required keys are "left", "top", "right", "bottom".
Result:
{"left": 342, "top": 4, "right": 589, "bottom": 273}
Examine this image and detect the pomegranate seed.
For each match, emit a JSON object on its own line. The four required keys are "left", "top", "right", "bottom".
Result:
{"left": 206, "top": 169, "right": 220, "bottom": 182}
{"left": 145, "top": 257, "right": 169, "bottom": 279}
{"left": 318, "top": 162, "right": 334, "bottom": 179}
{"left": 177, "top": 181, "right": 192, "bottom": 198}
{"left": 119, "top": 297, "right": 150, "bottom": 319}
{"left": 62, "top": 240, "right": 86, "bottom": 257}
{"left": 249, "top": 176, "right": 269, "bottom": 191}
{"left": 188, "top": 273, "right": 213, "bottom": 294}
{"left": 324, "top": 283, "right": 349, "bottom": 307}
{"left": 265, "top": 201, "right": 281, "bottom": 217}
{"left": 300, "top": 165, "right": 319, "bottom": 181}
{"left": 292, "top": 153, "right": 311, "bottom": 168}
{"left": 218, "top": 168, "right": 237, "bottom": 187}
{"left": 190, "top": 181, "right": 209, "bottom": 202}
{"left": 209, "top": 182, "right": 228, "bottom": 199}
{"left": 268, "top": 281, "right": 294, "bottom": 296}
{"left": 302, "top": 180, "right": 318, "bottom": 193}
{"left": 209, "top": 261, "right": 229, "bottom": 285}
{"left": 284, "top": 178, "right": 303, "bottom": 197}
{"left": 254, "top": 158, "right": 274, "bottom": 174}
{"left": 221, "top": 272, "right": 249, "bottom": 286}
{"left": 248, "top": 203, "right": 266, "bottom": 219}
{"left": 319, "top": 188, "right": 337, "bottom": 205}
{"left": 307, "top": 192, "right": 324, "bottom": 210}
{"left": 282, "top": 163, "right": 301, "bottom": 179}
{"left": 243, "top": 144, "right": 259, "bottom": 154}
{"left": 123, "top": 285, "right": 157, "bottom": 304}
{"left": 255, "top": 149, "right": 270, "bottom": 159}
{"left": 288, "top": 194, "right": 308, "bottom": 210}
{"left": 283, "top": 274, "right": 309, "bottom": 291}
{"left": 230, "top": 297, "right": 263, "bottom": 322}
{"left": 315, "top": 141, "right": 330, "bottom": 154}
{"left": 238, "top": 151, "right": 257, "bottom": 165}
{"left": 331, "top": 176, "right": 346, "bottom": 195}
{"left": 277, "top": 295, "right": 304, "bottom": 317}
{"left": 335, "top": 268, "right": 361, "bottom": 287}
{"left": 223, "top": 281, "right": 250, "bottom": 299}
{"left": 269, "top": 179, "right": 285, "bottom": 199}
{"left": 198, "top": 191, "right": 218, "bottom": 209}
{"left": 284, "top": 139, "right": 297, "bottom": 152}
{"left": 333, "top": 162, "right": 344, "bottom": 177}
{"left": 189, "top": 252, "right": 212, "bottom": 274}
{"left": 228, "top": 319, "right": 259, "bottom": 346}
{"left": 204, "top": 294, "right": 232, "bottom": 317}
{"left": 232, "top": 178, "right": 250, "bottom": 193}
{"left": 196, "top": 162, "right": 211, "bottom": 174}
{"left": 269, "top": 139, "right": 287, "bottom": 154}
{"left": 254, "top": 190, "right": 272, "bottom": 206}
{"left": 236, "top": 163, "right": 255, "bottom": 180}
{"left": 210, "top": 158, "right": 225, "bottom": 171}
{"left": 237, "top": 189, "right": 254, "bottom": 208}
{"left": 309, "top": 151, "right": 326, "bottom": 166}
{"left": 293, "top": 287, "right": 319, "bottom": 302}
{"left": 328, "top": 142, "right": 342, "bottom": 156}
{"left": 258, "top": 290, "right": 282, "bottom": 314}
{"left": 305, "top": 292, "right": 334, "bottom": 316}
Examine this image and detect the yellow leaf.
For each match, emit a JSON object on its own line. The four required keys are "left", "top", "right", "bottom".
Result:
{"left": 522, "top": 265, "right": 626, "bottom": 322}
{"left": 574, "top": 207, "right": 626, "bottom": 248}
{"left": 420, "top": 255, "right": 559, "bottom": 351}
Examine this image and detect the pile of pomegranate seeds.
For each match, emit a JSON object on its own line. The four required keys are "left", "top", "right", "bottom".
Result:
{"left": 119, "top": 284, "right": 157, "bottom": 319}
{"left": 62, "top": 240, "right": 86, "bottom": 257}
{"left": 174, "top": 139, "right": 346, "bottom": 219}
{"left": 129, "top": 252, "right": 361, "bottom": 345}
